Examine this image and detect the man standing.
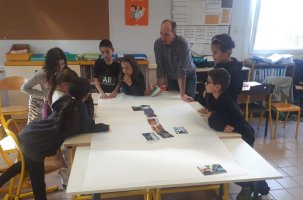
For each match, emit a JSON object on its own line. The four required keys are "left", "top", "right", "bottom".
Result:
{"left": 154, "top": 19, "right": 197, "bottom": 102}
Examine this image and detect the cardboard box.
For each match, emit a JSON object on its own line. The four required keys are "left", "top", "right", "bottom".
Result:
{"left": 6, "top": 44, "right": 32, "bottom": 61}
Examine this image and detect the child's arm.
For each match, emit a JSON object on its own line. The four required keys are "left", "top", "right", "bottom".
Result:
{"left": 84, "top": 94, "right": 94, "bottom": 118}
{"left": 144, "top": 81, "right": 153, "bottom": 95}
{"left": 21, "top": 69, "right": 47, "bottom": 97}
{"left": 204, "top": 93, "right": 216, "bottom": 110}
{"left": 124, "top": 74, "right": 145, "bottom": 96}
{"left": 208, "top": 112, "right": 228, "bottom": 131}
{"left": 78, "top": 101, "right": 95, "bottom": 133}
{"left": 93, "top": 78, "right": 108, "bottom": 99}
{"left": 108, "top": 82, "right": 120, "bottom": 98}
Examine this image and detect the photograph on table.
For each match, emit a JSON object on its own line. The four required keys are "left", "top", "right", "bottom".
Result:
{"left": 173, "top": 127, "right": 188, "bottom": 134}
{"left": 143, "top": 107, "right": 157, "bottom": 118}
{"left": 197, "top": 164, "right": 227, "bottom": 176}
{"left": 142, "top": 132, "right": 159, "bottom": 141}
{"left": 151, "top": 124, "right": 174, "bottom": 138}
{"left": 132, "top": 105, "right": 151, "bottom": 111}
{"left": 147, "top": 118, "right": 160, "bottom": 126}
{"left": 132, "top": 106, "right": 143, "bottom": 111}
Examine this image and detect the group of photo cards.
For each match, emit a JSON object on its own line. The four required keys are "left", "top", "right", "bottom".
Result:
{"left": 133, "top": 105, "right": 188, "bottom": 141}
{"left": 197, "top": 164, "right": 227, "bottom": 176}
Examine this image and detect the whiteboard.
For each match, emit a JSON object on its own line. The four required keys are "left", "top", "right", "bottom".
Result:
{"left": 172, "top": 0, "right": 233, "bottom": 55}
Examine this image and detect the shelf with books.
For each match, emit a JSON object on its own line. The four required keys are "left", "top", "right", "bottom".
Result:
{"left": 244, "top": 59, "right": 295, "bottom": 82}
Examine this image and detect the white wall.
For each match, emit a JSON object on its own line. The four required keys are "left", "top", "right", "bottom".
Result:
{"left": 0, "top": 0, "right": 248, "bottom": 64}
{"left": 109, "top": 0, "right": 171, "bottom": 63}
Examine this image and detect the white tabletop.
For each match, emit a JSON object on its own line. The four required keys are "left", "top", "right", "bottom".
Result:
{"left": 66, "top": 92, "right": 281, "bottom": 196}
{"left": 242, "top": 81, "right": 261, "bottom": 91}
{"left": 67, "top": 138, "right": 281, "bottom": 195}
{"left": 64, "top": 93, "right": 240, "bottom": 148}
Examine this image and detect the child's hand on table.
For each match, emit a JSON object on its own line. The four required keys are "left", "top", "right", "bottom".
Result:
{"left": 224, "top": 125, "right": 234, "bottom": 133}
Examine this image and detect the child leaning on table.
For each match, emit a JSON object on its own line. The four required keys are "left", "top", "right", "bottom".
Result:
{"left": 0, "top": 78, "right": 109, "bottom": 200}
{"left": 119, "top": 55, "right": 146, "bottom": 96}
{"left": 47, "top": 67, "right": 79, "bottom": 106}
{"left": 205, "top": 68, "right": 272, "bottom": 200}
{"left": 47, "top": 69, "right": 94, "bottom": 188}
{"left": 93, "top": 39, "right": 121, "bottom": 99}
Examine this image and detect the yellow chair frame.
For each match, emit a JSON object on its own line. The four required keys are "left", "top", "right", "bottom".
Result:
{"left": 0, "top": 107, "right": 18, "bottom": 173}
{"left": 2, "top": 119, "right": 58, "bottom": 199}
{"left": 152, "top": 184, "right": 229, "bottom": 200}
{"left": 244, "top": 84, "right": 275, "bottom": 138}
{"left": 71, "top": 189, "right": 152, "bottom": 200}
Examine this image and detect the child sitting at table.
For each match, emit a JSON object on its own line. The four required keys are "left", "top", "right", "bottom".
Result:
{"left": 209, "top": 33, "right": 243, "bottom": 102}
{"left": 205, "top": 68, "right": 271, "bottom": 200}
{"left": 0, "top": 78, "right": 109, "bottom": 200}
{"left": 200, "top": 34, "right": 244, "bottom": 114}
{"left": 119, "top": 55, "right": 146, "bottom": 96}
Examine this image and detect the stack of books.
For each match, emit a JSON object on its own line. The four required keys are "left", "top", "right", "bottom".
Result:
{"left": 251, "top": 54, "right": 293, "bottom": 65}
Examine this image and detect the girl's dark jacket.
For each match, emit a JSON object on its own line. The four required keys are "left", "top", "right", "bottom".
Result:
{"left": 19, "top": 96, "right": 108, "bottom": 162}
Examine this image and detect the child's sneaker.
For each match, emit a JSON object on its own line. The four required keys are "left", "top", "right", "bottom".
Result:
{"left": 236, "top": 187, "right": 252, "bottom": 200}
{"left": 257, "top": 194, "right": 273, "bottom": 200}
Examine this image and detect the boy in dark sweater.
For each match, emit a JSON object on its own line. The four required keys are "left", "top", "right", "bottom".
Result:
{"left": 205, "top": 68, "right": 271, "bottom": 200}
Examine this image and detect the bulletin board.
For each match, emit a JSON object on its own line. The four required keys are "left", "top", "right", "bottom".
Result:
{"left": 0, "top": 0, "right": 109, "bottom": 40}
{"left": 172, "top": 0, "right": 233, "bottom": 55}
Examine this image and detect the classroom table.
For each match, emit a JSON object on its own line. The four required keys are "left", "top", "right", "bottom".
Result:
{"left": 64, "top": 93, "right": 240, "bottom": 148}
{"left": 65, "top": 92, "right": 280, "bottom": 200}
{"left": 63, "top": 93, "right": 241, "bottom": 162}
{"left": 67, "top": 138, "right": 281, "bottom": 200}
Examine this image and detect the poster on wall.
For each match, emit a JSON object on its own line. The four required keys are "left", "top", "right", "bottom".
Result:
{"left": 125, "top": 0, "right": 148, "bottom": 26}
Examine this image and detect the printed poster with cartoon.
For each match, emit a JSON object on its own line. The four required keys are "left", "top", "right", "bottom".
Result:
{"left": 125, "top": 0, "right": 148, "bottom": 26}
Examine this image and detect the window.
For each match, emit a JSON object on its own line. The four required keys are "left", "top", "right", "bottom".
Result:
{"left": 252, "top": 0, "right": 303, "bottom": 53}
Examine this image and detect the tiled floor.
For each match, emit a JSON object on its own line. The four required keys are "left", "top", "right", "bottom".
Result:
{"left": 1, "top": 118, "right": 303, "bottom": 200}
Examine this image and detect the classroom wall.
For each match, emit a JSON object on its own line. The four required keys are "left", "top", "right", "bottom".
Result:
{"left": 0, "top": 0, "right": 252, "bottom": 64}
{"left": 109, "top": 0, "right": 171, "bottom": 64}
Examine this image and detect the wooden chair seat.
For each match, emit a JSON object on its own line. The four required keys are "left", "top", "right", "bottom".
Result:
{"left": 271, "top": 102, "right": 301, "bottom": 139}
{"left": 272, "top": 103, "right": 301, "bottom": 112}
{"left": 264, "top": 77, "right": 301, "bottom": 139}
{"left": 2, "top": 106, "right": 28, "bottom": 115}
{"left": 0, "top": 76, "right": 28, "bottom": 123}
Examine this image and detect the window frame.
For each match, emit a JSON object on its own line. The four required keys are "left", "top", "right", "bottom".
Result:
{"left": 251, "top": 0, "right": 303, "bottom": 55}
